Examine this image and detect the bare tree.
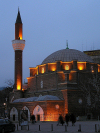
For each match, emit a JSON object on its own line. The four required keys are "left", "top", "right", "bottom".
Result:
{"left": 5, "top": 79, "right": 14, "bottom": 88}
{"left": 79, "top": 73, "right": 100, "bottom": 118}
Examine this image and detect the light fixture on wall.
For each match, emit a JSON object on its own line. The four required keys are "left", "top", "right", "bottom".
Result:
{"left": 65, "top": 65, "right": 69, "bottom": 70}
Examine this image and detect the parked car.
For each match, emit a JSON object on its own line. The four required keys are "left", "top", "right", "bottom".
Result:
{"left": 0, "top": 119, "right": 15, "bottom": 133}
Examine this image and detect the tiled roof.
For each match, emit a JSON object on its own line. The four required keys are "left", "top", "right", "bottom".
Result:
{"left": 36, "top": 95, "right": 60, "bottom": 101}
{"left": 12, "top": 97, "right": 38, "bottom": 103}
{"left": 12, "top": 95, "right": 61, "bottom": 103}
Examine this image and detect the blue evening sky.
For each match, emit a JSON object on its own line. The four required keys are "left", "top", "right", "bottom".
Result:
{"left": 0, "top": 0, "right": 100, "bottom": 87}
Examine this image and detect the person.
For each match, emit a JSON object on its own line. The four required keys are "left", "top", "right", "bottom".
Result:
{"left": 65, "top": 114, "right": 69, "bottom": 126}
{"left": 57, "top": 114, "right": 64, "bottom": 126}
{"left": 31, "top": 115, "right": 35, "bottom": 124}
{"left": 70, "top": 113, "right": 76, "bottom": 126}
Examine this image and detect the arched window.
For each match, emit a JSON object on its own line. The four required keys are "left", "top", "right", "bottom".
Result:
{"left": 33, "top": 105, "right": 44, "bottom": 121}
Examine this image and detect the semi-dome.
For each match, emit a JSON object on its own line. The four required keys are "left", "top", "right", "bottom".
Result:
{"left": 42, "top": 49, "right": 93, "bottom": 64}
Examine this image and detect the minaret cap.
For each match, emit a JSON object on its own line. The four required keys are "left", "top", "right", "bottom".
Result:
{"left": 16, "top": 8, "right": 22, "bottom": 23}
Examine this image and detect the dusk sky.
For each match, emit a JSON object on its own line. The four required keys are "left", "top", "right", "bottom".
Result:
{"left": 0, "top": 0, "right": 100, "bottom": 87}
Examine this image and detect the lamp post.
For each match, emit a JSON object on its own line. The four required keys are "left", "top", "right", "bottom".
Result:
{"left": 55, "top": 104, "right": 59, "bottom": 121}
{"left": 3, "top": 103, "right": 6, "bottom": 118}
{"left": 3, "top": 97, "right": 8, "bottom": 118}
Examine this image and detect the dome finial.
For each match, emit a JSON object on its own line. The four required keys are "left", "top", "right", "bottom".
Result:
{"left": 66, "top": 40, "right": 69, "bottom": 49}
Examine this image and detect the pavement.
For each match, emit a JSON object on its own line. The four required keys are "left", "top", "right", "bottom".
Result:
{"left": 13, "top": 121, "right": 100, "bottom": 133}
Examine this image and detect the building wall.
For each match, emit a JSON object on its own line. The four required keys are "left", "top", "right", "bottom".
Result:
{"left": 28, "top": 71, "right": 79, "bottom": 91}
{"left": 10, "top": 59, "right": 100, "bottom": 121}
{"left": 9, "top": 90, "right": 23, "bottom": 102}
{"left": 10, "top": 100, "right": 64, "bottom": 121}
{"left": 36, "top": 73, "right": 57, "bottom": 91}
{"left": 27, "top": 61, "right": 99, "bottom": 92}
{"left": 67, "top": 90, "right": 85, "bottom": 116}
{"left": 84, "top": 50, "right": 100, "bottom": 64}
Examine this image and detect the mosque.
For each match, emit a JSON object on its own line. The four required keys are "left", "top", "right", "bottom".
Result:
{"left": 9, "top": 10, "right": 100, "bottom": 122}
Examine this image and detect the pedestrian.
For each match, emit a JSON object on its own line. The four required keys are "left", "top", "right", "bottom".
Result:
{"left": 57, "top": 114, "right": 64, "bottom": 126}
{"left": 70, "top": 113, "right": 76, "bottom": 126}
{"left": 65, "top": 114, "right": 69, "bottom": 126}
{"left": 31, "top": 115, "right": 35, "bottom": 124}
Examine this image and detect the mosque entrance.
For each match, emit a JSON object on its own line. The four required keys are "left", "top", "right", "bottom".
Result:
{"left": 13, "top": 114, "right": 15, "bottom": 121}
{"left": 10, "top": 107, "right": 18, "bottom": 121}
{"left": 37, "top": 115, "right": 40, "bottom": 121}
{"left": 33, "top": 105, "right": 44, "bottom": 121}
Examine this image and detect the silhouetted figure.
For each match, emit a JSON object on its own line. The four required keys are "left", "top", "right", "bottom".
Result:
{"left": 57, "top": 114, "right": 64, "bottom": 126}
{"left": 70, "top": 113, "right": 76, "bottom": 126}
{"left": 65, "top": 114, "right": 70, "bottom": 126}
{"left": 31, "top": 115, "right": 35, "bottom": 124}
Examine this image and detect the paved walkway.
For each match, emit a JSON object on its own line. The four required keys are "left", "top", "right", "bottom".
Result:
{"left": 13, "top": 121, "right": 100, "bottom": 133}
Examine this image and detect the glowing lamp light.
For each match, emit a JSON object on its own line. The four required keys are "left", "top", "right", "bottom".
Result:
{"left": 47, "top": 119, "right": 51, "bottom": 121}
{"left": 42, "top": 67, "right": 44, "bottom": 73}
{"left": 19, "top": 32, "right": 22, "bottom": 40}
{"left": 78, "top": 64, "right": 84, "bottom": 70}
{"left": 79, "top": 66, "right": 83, "bottom": 70}
{"left": 98, "top": 68, "right": 100, "bottom": 72}
{"left": 77, "top": 62, "right": 86, "bottom": 70}
{"left": 52, "top": 67, "right": 56, "bottom": 71}
{"left": 17, "top": 85, "right": 21, "bottom": 90}
{"left": 98, "top": 66, "right": 100, "bottom": 72}
{"left": 3, "top": 103, "right": 6, "bottom": 106}
{"left": 65, "top": 65, "right": 69, "bottom": 70}
{"left": 19, "top": 37, "right": 22, "bottom": 40}
{"left": 92, "top": 70, "right": 94, "bottom": 73}
{"left": 37, "top": 71, "right": 38, "bottom": 75}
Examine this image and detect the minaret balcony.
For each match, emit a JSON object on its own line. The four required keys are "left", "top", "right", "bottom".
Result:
{"left": 12, "top": 40, "right": 25, "bottom": 51}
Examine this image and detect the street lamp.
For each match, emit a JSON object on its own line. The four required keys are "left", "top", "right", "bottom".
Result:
{"left": 3, "top": 98, "right": 8, "bottom": 118}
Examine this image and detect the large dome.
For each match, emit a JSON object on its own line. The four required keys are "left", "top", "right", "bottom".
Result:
{"left": 42, "top": 49, "right": 93, "bottom": 64}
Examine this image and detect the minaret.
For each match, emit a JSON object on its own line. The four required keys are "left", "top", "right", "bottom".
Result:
{"left": 12, "top": 9, "right": 25, "bottom": 90}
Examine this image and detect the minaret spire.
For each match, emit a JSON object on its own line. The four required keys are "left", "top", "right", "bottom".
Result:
{"left": 12, "top": 9, "right": 25, "bottom": 91}
{"left": 16, "top": 8, "right": 22, "bottom": 23}
{"left": 15, "top": 8, "right": 23, "bottom": 40}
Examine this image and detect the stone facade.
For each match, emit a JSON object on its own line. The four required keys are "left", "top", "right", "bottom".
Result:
{"left": 9, "top": 58, "right": 100, "bottom": 121}
{"left": 9, "top": 11, "right": 100, "bottom": 122}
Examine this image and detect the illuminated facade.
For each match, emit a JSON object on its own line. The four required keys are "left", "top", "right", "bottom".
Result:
{"left": 9, "top": 11, "right": 100, "bottom": 122}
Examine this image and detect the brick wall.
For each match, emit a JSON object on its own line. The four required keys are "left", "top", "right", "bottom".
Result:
{"left": 67, "top": 89, "right": 85, "bottom": 116}
{"left": 36, "top": 72, "right": 57, "bottom": 91}
{"left": 10, "top": 100, "right": 64, "bottom": 121}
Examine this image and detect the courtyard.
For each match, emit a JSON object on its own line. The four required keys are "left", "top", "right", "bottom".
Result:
{"left": 13, "top": 120, "right": 100, "bottom": 133}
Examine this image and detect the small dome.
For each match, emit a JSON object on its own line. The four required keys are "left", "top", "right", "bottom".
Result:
{"left": 12, "top": 97, "right": 38, "bottom": 103}
{"left": 42, "top": 49, "right": 93, "bottom": 64}
{"left": 12, "top": 95, "right": 61, "bottom": 103}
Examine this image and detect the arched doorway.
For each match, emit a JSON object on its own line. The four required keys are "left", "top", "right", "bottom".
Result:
{"left": 10, "top": 107, "right": 18, "bottom": 121}
{"left": 22, "top": 106, "right": 30, "bottom": 121}
{"left": 33, "top": 105, "right": 44, "bottom": 121}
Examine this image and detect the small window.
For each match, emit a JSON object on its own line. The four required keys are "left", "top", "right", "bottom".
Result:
{"left": 65, "top": 65, "right": 69, "bottom": 70}
{"left": 41, "top": 81, "right": 43, "bottom": 88}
